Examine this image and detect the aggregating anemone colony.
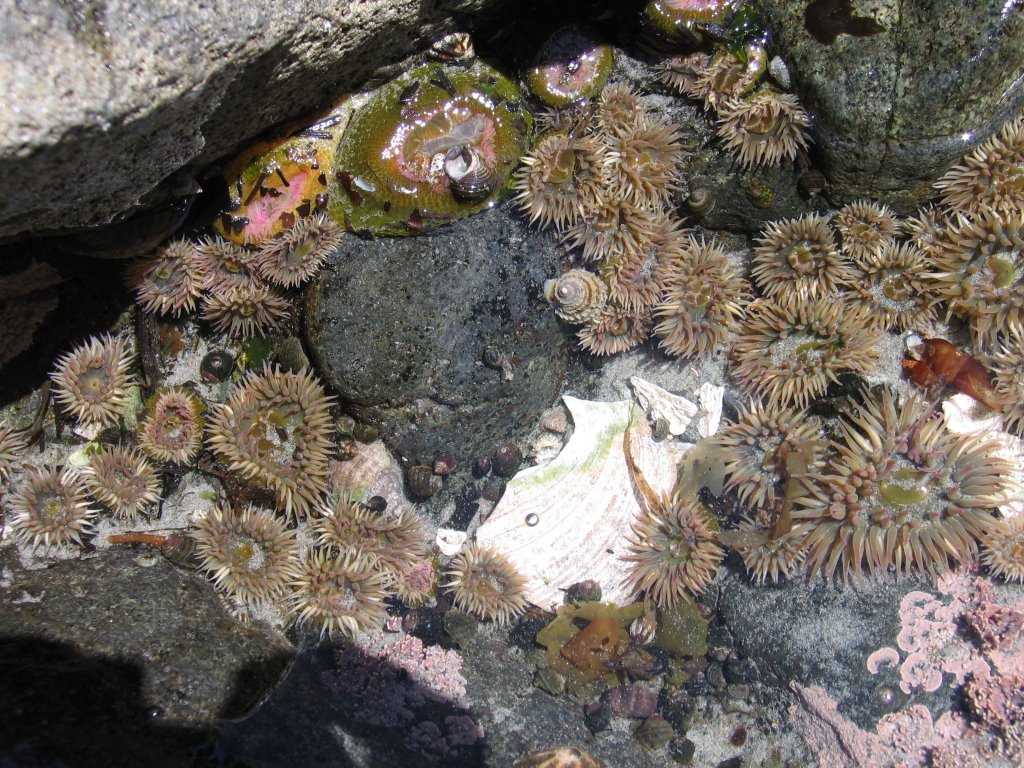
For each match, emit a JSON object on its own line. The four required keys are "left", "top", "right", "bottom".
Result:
{"left": 4, "top": 8, "right": 1024, "bottom": 764}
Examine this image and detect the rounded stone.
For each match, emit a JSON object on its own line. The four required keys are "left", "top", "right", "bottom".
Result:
{"left": 761, "top": 0, "right": 1024, "bottom": 211}
{"left": 306, "top": 204, "right": 566, "bottom": 467}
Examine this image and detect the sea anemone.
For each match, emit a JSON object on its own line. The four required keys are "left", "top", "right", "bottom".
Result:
{"left": 604, "top": 118, "right": 684, "bottom": 209}
{"left": 622, "top": 491, "right": 724, "bottom": 607}
{"left": 524, "top": 26, "right": 614, "bottom": 108}
{"left": 791, "top": 387, "right": 1015, "bottom": 582}
{"left": 255, "top": 212, "right": 344, "bottom": 288}
{"left": 200, "top": 283, "right": 290, "bottom": 339}
{"left": 933, "top": 115, "right": 1024, "bottom": 216}
{"left": 315, "top": 493, "right": 429, "bottom": 578}
{"left": 512, "top": 746, "right": 606, "bottom": 768}
{"left": 560, "top": 200, "right": 662, "bottom": 264}
{"left": 50, "top": 333, "right": 135, "bottom": 429}
{"left": 442, "top": 543, "right": 529, "bottom": 625}
{"left": 395, "top": 558, "right": 438, "bottom": 607}
{"left": 0, "top": 423, "right": 27, "bottom": 482}
{"left": 713, "top": 401, "right": 826, "bottom": 509}
{"left": 125, "top": 239, "right": 203, "bottom": 317}
{"left": 600, "top": 239, "right": 667, "bottom": 312}
{"left": 653, "top": 234, "right": 747, "bottom": 358}
{"left": 692, "top": 47, "right": 766, "bottom": 112}
{"left": 904, "top": 204, "right": 950, "bottom": 258}
{"left": 577, "top": 305, "right": 653, "bottom": 356}
{"left": 655, "top": 54, "right": 712, "bottom": 99}
{"left": 716, "top": 90, "right": 812, "bottom": 168}
{"left": 544, "top": 269, "right": 610, "bottom": 325}
{"left": 137, "top": 387, "right": 205, "bottom": 464}
{"left": 980, "top": 514, "right": 1024, "bottom": 582}
{"left": 593, "top": 82, "right": 646, "bottom": 138}
{"left": 730, "top": 297, "right": 883, "bottom": 410}
{"left": 9, "top": 466, "right": 96, "bottom": 551}
{"left": 846, "top": 241, "right": 938, "bottom": 331}
{"left": 207, "top": 365, "right": 334, "bottom": 520}
{"left": 512, "top": 133, "right": 607, "bottom": 231}
{"left": 750, "top": 213, "right": 850, "bottom": 301}
{"left": 287, "top": 548, "right": 391, "bottom": 638}
{"left": 730, "top": 512, "right": 807, "bottom": 585}
{"left": 833, "top": 200, "right": 901, "bottom": 262}
{"left": 190, "top": 235, "right": 260, "bottom": 294}
{"left": 926, "top": 208, "right": 1024, "bottom": 346}
{"left": 192, "top": 503, "right": 301, "bottom": 607}
{"left": 987, "top": 326, "right": 1024, "bottom": 435}
{"left": 82, "top": 445, "right": 162, "bottom": 520}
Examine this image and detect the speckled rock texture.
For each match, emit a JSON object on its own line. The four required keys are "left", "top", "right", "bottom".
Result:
{"left": 0, "top": 546, "right": 294, "bottom": 767}
{"left": 758, "top": 0, "right": 1024, "bottom": 211}
{"left": 305, "top": 204, "right": 567, "bottom": 470}
{"left": 0, "top": 0, "right": 516, "bottom": 242}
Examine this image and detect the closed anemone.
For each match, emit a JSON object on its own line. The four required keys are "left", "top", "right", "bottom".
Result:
{"left": 83, "top": 445, "right": 162, "bottom": 520}
{"left": 604, "top": 118, "right": 684, "bottom": 209}
{"left": 137, "top": 387, "right": 205, "bottom": 465}
{"left": 833, "top": 200, "right": 901, "bottom": 262}
{"left": 255, "top": 212, "right": 344, "bottom": 288}
{"left": 577, "top": 305, "right": 652, "bottom": 356}
{"left": 846, "top": 241, "right": 938, "bottom": 331}
{"left": 0, "top": 423, "right": 28, "bottom": 483}
{"left": 200, "top": 283, "right": 290, "bottom": 339}
{"left": 980, "top": 514, "right": 1024, "bottom": 582}
{"left": 126, "top": 239, "right": 202, "bottom": 317}
{"left": 512, "top": 133, "right": 607, "bottom": 232}
{"left": 933, "top": 115, "right": 1024, "bottom": 216}
{"left": 750, "top": 214, "right": 849, "bottom": 301}
{"left": 791, "top": 387, "right": 1015, "bottom": 583}
{"left": 717, "top": 91, "right": 812, "bottom": 168}
{"left": 190, "top": 235, "right": 259, "bottom": 294}
{"left": 287, "top": 549, "right": 390, "bottom": 639}
{"left": 987, "top": 325, "right": 1024, "bottom": 436}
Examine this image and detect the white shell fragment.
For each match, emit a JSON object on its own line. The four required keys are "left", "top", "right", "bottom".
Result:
{"left": 436, "top": 528, "right": 468, "bottom": 556}
{"left": 475, "top": 395, "right": 688, "bottom": 610}
{"left": 629, "top": 376, "right": 698, "bottom": 436}
{"left": 697, "top": 383, "right": 725, "bottom": 437}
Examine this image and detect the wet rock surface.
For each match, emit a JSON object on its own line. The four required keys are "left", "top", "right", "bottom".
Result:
{"left": 306, "top": 204, "right": 567, "bottom": 469}
{"left": 0, "top": 0, "right": 517, "bottom": 242}
{"left": 760, "top": 0, "right": 1024, "bottom": 211}
{"left": 0, "top": 546, "right": 294, "bottom": 766}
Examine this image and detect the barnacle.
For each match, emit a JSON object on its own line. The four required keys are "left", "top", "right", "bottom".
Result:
{"left": 980, "top": 514, "right": 1024, "bottom": 582}
{"left": 512, "top": 133, "right": 607, "bottom": 231}
{"left": 730, "top": 297, "right": 883, "bottom": 410}
{"left": 716, "top": 90, "right": 812, "bottom": 168}
{"left": 622, "top": 491, "right": 724, "bottom": 607}
{"left": 9, "top": 466, "right": 96, "bottom": 551}
{"left": 713, "top": 401, "right": 826, "bottom": 510}
{"left": 544, "top": 269, "right": 609, "bottom": 325}
{"left": 200, "top": 283, "right": 290, "bottom": 339}
{"left": 934, "top": 115, "right": 1024, "bottom": 216}
{"left": 926, "top": 208, "right": 1024, "bottom": 346}
{"left": 653, "top": 234, "right": 747, "bottom": 358}
{"left": 207, "top": 365, "right": 334, "bottom": 520}
{"left": 443, "top": 543, "right": 529, "bottom": 626}
{"left": 255, "top": 212, "right": 344, "bottom": 288}
{"left": 137, "top": 387, "right": 205, "bottom": 465}
{"left": 287, "top": 548, "right": 390, "bottom": 638}
{"left": 82, "top": 445, "right": 162, "bottom": 520}
{"left": 846, "top": 241, "right": 938, "bottom": 331}
{"left": 50, "top": 333, "right": 135, "bottom": 429}
{"left": 792, "top": 387, "right": 1015, "bottom": 583}
{"left": 750, "top": 213, "right": 849, "bottom": 301}
{"left": 126, "top": 239, "right": 203, "bottom": 317}
{"left": 834, "top": 200, "right": 901, "bottom": 262}
{"left": 193, "top": 503, "right": 301, "bottom": 607}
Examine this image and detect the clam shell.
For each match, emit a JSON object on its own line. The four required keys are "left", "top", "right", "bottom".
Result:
{"left": 475, "top": 395, "right": 688, "bottom": 610}
{"left": 629, "top": 376, "right": 698, "bottom": 436}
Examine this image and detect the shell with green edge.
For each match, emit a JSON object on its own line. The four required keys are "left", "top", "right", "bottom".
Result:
{"left": 332, "top": 59, "right": 532, "bottom": 235}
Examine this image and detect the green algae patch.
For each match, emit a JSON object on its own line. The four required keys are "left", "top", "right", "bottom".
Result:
{"left": 653, "top": 600, "right": 709, "bottom": 658}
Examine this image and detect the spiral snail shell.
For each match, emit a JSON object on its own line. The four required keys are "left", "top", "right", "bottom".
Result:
{"left": 543, "top": 269, "right": 609, "bottom": 325}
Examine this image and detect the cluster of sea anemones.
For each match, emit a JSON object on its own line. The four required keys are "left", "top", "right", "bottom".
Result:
{"left": 125, "top": 210, "right": 343, "bottom": 339}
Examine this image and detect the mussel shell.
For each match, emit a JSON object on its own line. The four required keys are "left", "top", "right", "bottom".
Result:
{"left": 444, "top": 146, "right": 496, "bottom": 203}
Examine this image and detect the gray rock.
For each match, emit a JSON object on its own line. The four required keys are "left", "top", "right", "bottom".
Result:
{"left": 759, "top": 0, "right": 1024, "bottom": 211}
{"left": 305, "top": 204, "right": 567, "bottom": 469}
{"left": 0, "top": 0, "right": 512, "bottom": 241}
{"left": 0, "top": 545, "right": 294, "bottom": 766}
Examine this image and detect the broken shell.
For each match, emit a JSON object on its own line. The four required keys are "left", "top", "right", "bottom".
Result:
{"left": 475, "top": 396, "right": 688, "bottom": 609}
{"left": 629, "top": 377, "right": 698, "bottom": 437}
{"left": 544, "top": 269, "right": 609, "bottom": 325}
{"left": 436, "top": 527, "right": 468, "bottom": 556}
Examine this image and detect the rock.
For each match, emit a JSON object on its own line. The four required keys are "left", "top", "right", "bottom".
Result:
{"left": 760, "top": 0, "right": 1024, "bottom": 211}
{"left": 306, "top": 204, "right": 566, "bottom": 468}
{"left": 0, "top": 546, "right": 293, "bottom": 767}
{"left": 0, "top": 0, "right": 515, "bottom": 242}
